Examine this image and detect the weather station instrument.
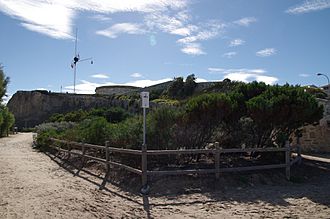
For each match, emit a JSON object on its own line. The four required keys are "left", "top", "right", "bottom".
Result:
{"left": 70, "top": 28, "right": 93, "bottom": 94}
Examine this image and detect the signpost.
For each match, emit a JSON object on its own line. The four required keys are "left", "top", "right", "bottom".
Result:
{"left": 140, "top": 91, "right": 149, "bottom": 194}
{"left": 141, "top": 91, "right": 149, "bottom": 145}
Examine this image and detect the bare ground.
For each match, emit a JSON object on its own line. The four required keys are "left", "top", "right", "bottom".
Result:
{"left": 0, "top": 133, "right": 329, "bottom": 218}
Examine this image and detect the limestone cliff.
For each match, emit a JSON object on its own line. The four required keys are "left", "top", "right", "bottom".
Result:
{"left": 7, "top": 90, "right": 138, "bottom": 129}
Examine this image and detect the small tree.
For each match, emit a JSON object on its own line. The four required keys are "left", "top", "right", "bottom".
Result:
{"left": 0, "top": 106, "right": 15, "bottom": 137}
{"left": 172, "top": 93, "right": 236, "bottom": 149}
{"left": 246, "top": 84, "right": 323, "bottom": 147}
{"left": 167, "top": 74, "right": 197, "bottom": 99}
{"left": 167, "top": 77, "right": 184, "bottom": 99}
{"left": 0, "top": 65, "right": 10, "bottom": 101}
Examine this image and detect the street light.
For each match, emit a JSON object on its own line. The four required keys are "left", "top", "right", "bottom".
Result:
{"left": 316, "top": 73, "right": 330, "bottom": 85}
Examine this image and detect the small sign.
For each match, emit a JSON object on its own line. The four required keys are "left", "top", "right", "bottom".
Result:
{"left": 141, "top": 91, "right": 149, "bottom": 108}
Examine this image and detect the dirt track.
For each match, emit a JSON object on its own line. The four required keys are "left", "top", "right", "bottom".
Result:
{"left": 0, "top": 133, "right": 329, "bottom": 218}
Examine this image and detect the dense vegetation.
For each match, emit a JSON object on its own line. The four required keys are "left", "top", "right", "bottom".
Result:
{"left": 0, "top": 65, "right": 15, "bottom": 137}
{"left": 36, "top": 79, "right": 324, "bottom": 152}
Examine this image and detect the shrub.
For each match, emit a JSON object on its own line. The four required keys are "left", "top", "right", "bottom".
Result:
{"left": 76, "top": 117, "right": 109, "bottom": 145}
{"left": 246, "top": 84, "right": 323, "bottom": 147}
{"left": 147, "top": 107, "right": 180, "bottom": 150}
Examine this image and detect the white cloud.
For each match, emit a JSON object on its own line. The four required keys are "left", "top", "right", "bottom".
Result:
{"left": 91, "top": 74, "right": 109, "bottom": 79}
{"left": 207, "top": 67, "right": 277, "bottom": 85}
{"left": 90, "top": 14, "right": 111, "bottom": 22}
{"left": 229, "top": 39, "right": 245, "bottom": 47}
{"left": 256, "top": 48, "right": 276, "bottom": 57}
{"left": 222, "top": 52, "right": 237, "bottom": 58}
{"left": 2, "top": 93, "right": 12, "bottom": 105}
{"left": 208, "top": 67, "right": 225, "bottom": 72}
{"left": 208, "top": 68, "right": 266, "bottom": 74}
{"left": 177, "top": 21, "right": 225, "bottom": 44}
{"left": 233, "top": 17, "right": 257, "bottom": 27}
{"left": 0, "top": 0, "right": 188, "bottom": 39}
{"left": 181, "top": 43, "right": 206, "bottom": 55}
{"left": 64, "top": 78, "right": 172, "bottom": 94}
{"left": 144, "top": 10, "right": 194, "bottom": 36}
{"left": 126, "top": 78, "right": 172, "bottom": 87}
{"left": 130, "top": 72, "right": 143, "bottom": 78}
{"left": 224, "top": 73, "right": 278, "bottom": 85}
{"left": 286, "top": 0, "right": 330, "bottom": 14}
{"left": 299, "top": 73, "right": 310, "bottom": 77}
{"left": 195, "top": 77, "right": 208, "bottom": 83}
{"left": 0, "top": 0, "right": 74, "bottom": 39}
{"left": 96, "top": 23, "right": 145, "bottom": 38}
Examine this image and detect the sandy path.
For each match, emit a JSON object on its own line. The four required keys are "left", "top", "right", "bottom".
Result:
{"left": 0, "top": 133, "right": 329, "bottom": 218}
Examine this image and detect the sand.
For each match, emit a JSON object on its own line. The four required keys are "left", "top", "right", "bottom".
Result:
{"left": 0, "top": 133, "right": 329, "bottom": 218}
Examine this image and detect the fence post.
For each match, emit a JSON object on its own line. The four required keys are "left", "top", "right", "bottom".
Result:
{"left": 141, "top": 144, "right": 148, "bottom": 194}
{"left": 75, "top": 141, "right": 86, "bottom": 176}
{"left": 285, "top": 140, "right": 291, "bottom": 181}
{"left": 100, "top": 141, "right": 110, "bottom": 190}
{"left": 215, "top": 142, "right": 220, "bottom": 180}
{"left": 67, "top": 142, "right": 72, "bottom": 160}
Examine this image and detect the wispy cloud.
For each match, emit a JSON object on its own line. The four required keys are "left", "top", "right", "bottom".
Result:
{"left": 144, "top": 10, "right": 195, "bottom": 36}
{"left": 91, "top": 74, "right": 109, "bottom": 79}
{"left": 0, "top": 0, "right": 188, "bottom": 39}
{"left": 130, "top": 72, "right": 143, "bottom": 78}
{"left": 208, "top": 67, "right": 225, "bottom": 72}
{"left": 233, "top": 17, "right": 257, "bottom": 27}
{"left": 96, "top": 23, "right": 145, "bottom": 38}
{"left": 256, "top": 48, "right": 276, "bottom": 57}
{"left": 0, "top": 0, "right": 74, "bottom": 39}
{"left": 299, "top": 73, "right": 310, "bottom": 77}
{"left": 222, "top": 52, "right": 237, "bottom": 58}
{"left": 208, "top": 68, "right": 267, "bottom": 74}
{"left": 229, "top": 38, "right": 245, "bottom": 47}
{"left": 90, "top": 14, "right": 111, "bottom": 22}
{"left": 208, "top": 68, "right": 277, "bottom": 85}
{"left": 181, "top": 43, "right": 205, "bottom": 55}
{"left": 286, "top": 0, "right": 330, "bottom": 14}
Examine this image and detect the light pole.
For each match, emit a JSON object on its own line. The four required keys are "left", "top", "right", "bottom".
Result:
{"left": 317, "top": 73, "right": 330, "bottom": 85}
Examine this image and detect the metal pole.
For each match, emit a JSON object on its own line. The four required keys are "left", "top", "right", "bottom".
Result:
{"left": 74, "top": 65, "right": 76, "bottom": 94}
{"left": 141, "top": 107, "right": 149, "bottom": 193}
{"left": 143, "top": 107, "right": 146, "bottom": 146}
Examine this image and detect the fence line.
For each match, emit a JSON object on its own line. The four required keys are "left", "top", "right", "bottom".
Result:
{"left": 49, "top": 138, "right": 302, "bottom": 192}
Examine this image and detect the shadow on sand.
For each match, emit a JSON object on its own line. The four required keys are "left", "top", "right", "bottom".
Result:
{"left": 43, "top": 150, "right": 330, "bottom": 218}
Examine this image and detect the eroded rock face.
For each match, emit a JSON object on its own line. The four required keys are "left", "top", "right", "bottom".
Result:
{"left": 7, "top": 90, "right": 136, "bottom": 129}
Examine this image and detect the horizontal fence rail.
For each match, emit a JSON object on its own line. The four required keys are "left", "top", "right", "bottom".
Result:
{"left": 48, "top": 138, "right": 302, "bottom": 191}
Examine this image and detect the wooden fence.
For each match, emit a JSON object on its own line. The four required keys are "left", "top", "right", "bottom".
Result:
{"left": 49, "top": 138, "right": 302, "bottom": 191}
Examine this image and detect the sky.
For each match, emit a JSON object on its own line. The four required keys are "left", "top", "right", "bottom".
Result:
{"left": 0, "top": 0, "right": 330, "bottom": 102}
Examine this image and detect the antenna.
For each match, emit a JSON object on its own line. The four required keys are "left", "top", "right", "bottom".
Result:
{"left": 70, "top": 28, "right": 93, "bottom": 94}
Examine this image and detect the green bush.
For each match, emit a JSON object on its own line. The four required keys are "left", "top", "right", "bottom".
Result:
{"left": 108, "top": 116, "right": 142, "bottom": 149}
{"left": 76, "top": 117, "right": 109, "bottom": 145}
{"left": 147, "top": 107, "right": 180, "bottom": 150}
{"left": 246, "top": 84, "right": 323, "bottom": 147}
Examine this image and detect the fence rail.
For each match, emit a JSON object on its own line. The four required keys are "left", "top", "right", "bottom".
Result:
{"left": 49, "top": 138, "right": 302, "bottom": 192}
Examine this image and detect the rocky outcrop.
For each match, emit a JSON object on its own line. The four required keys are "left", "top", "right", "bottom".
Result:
{"left": 7, "top": 90, "right": 139, "bottom": 129}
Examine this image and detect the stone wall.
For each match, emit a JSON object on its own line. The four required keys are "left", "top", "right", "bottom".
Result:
{"left": 7, "top": 90, "right": 139, "bottom": 130}
{"left": 297, "top": 98, "right": 330, "bottom": 152}
{"left": 95, "top": 85, "right": 139, "bottom": 96}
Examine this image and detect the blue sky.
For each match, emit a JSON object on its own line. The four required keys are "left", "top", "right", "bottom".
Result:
{"left": 1, "top": 0, "right": 330, "bottom": 101}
